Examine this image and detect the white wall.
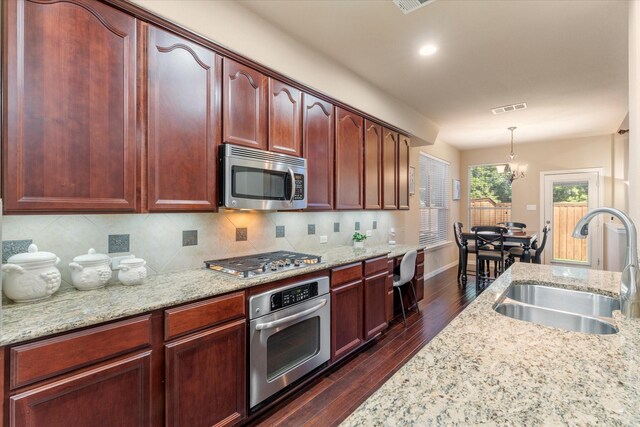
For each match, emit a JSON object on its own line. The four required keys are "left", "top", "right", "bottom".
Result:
{"left": 629, "top": 1, "right": 640, "bottom": 247}
{"left": 131, "top": 0, "right": 439, "bottom": 144}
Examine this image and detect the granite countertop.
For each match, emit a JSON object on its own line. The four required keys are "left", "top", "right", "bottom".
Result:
{"left": 342, "top": 262, "right": 640, "bottom": 426}
{"left": 0, "top": 243, "right": 423, "bottom": 346}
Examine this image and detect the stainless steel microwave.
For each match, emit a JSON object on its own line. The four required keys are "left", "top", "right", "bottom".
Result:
{"left": 220, "top": 144, "right": 307, "bottom": 210}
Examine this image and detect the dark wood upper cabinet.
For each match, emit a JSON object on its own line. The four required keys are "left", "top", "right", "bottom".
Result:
{"left": 146, "top": 25, "right": 220, "bottom": 212}
{"left": 11, "top": 351, "right": 151, "bottom": 427}
{"left": 303, "top": 94, "right": 334, "bottom": 210}
{"left": 222, "top": 58, "right": 267, "bottom": 150}
{"left": 3, "top": 0, "right": 137, "bottom": 212}
{"left": 335, "top": 107, "right": 364, "bottom": 210}
{"left": 382, "top": 128, "right": 398, "bottom": 210}
{"left": 398, "top": 134, "right": 411, "bottom": 210}
{"left": 268, "top": 79, "right": 302, "bottom": 156}
{"left": 165, "top": 319, "right": 246, "bottom": 427}
{"left": 364, "top": 121, "right": 382, "bottom": 210}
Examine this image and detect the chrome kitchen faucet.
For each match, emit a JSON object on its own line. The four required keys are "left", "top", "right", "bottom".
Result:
{"left": 573, "top": 207, "right": 640, "bottom": 319}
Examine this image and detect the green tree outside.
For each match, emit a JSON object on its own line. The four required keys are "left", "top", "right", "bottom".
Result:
{"left": 470, "top": 165, "right": 512, "bottom": 203}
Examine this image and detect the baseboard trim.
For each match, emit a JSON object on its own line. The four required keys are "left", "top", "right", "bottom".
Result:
{"left": 423, "top": 261, "right": 458, "bottom": 280}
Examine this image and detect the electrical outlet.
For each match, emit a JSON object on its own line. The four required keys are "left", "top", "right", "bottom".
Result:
{"left": 366, "top": 230, "right": 372, "bottom": 237}
{"left": 319, "top": 235, "right": 328, "bottom": 244}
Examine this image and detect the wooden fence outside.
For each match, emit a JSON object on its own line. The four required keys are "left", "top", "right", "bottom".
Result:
{"left": 553, "top": 202, "right": 588, "bottom": 262}
{"left": 470, "top": 198, "right": 511, "bottom": 227}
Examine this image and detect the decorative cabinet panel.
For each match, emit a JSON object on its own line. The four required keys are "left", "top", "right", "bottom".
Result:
{"left": 10, "top": 351, "right": 152, "bottom": 427}
{"left": 364, "top": 270, "right": 388, "bottom": 341}
{"left": 331, "top": 279, "right": 364, "bottom": 362}
{"left": 398, "top": 134, "right": 411, "bottom": 210}
{"left": 303, "top": 94, "right": 334, "bottom": 210}
{"left": 222, "top": 58, "right": 268, "bottom": 149}
{"left": 382, "top": 128, "right": 398, "bottom": 210}
{"left": 335, "top": 107, "right": 364, "bottom": 210}
{"left": 364, "top": 121, "right": 383, "bottom": 210}
{"left": 3, "top": 0, "right": 137, "bottom": 212}
{"left": 146, "top": 25, "right": 220, "bottom": 211}
{"left": 268, "top": 79, "right": 302, "bottom": 156}
{"left": 165, "top": 319, "right": 246, "bottom": 427}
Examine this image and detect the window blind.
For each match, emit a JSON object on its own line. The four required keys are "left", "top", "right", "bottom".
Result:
{"left": 419, "top": 153, "right": 450, "bottom": 248}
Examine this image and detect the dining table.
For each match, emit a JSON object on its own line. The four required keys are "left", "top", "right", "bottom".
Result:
{"left": 459, "top": 229, "right": 538, "bottom": 284}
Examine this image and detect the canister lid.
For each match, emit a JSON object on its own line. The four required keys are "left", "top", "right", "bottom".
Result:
{"left": 7, "top": 244, "right": 57, "bottom": 264}
{"left": 120, "top": 257, "right": 145, "bottom": 268}
{"left": 73, "top": 248, "right": 111, "bottom": 264}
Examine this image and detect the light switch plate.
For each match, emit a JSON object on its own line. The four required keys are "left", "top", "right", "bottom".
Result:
{"left": 366, "top": 230, "right": 372, "bottom": 237}
{"left": 319, "top": 235, "right": 328, "bottom": 244}
{"left": 526, "top": 204, "right": 537, "bottom": 211}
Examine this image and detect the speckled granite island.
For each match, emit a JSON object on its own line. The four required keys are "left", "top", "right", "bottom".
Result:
{"left": 342, "top": 262, "right": 640, "bottom": 426}
{"left": 0, "top": 244, "right": 421, "bottom": 346}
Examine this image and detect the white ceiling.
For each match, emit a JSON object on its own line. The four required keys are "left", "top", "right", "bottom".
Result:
{"left": 239, "top": 0, "right": 628, "bottom": 149}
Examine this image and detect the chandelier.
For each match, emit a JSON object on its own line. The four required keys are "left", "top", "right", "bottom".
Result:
{"left": 496, "top": 126, "right": 527, "bottom": 183}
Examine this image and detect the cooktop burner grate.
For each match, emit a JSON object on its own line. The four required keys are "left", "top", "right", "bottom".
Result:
{"left": 204, "top": 251, "right": 322, "bottom": 278}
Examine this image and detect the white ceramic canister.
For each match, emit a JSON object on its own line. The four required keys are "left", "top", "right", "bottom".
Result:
{"left": 117, "top": 258, "right": 147, "bottom": 286}
{"left": 1, "top": 244, "right": 61, "bottom": 303}
{"left": 69, "top": 248, "right": 112, "bottom": 290}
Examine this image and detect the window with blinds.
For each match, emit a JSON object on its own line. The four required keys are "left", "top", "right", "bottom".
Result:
{"left": 419, "top": 153, "right": 450, "bottom": 248}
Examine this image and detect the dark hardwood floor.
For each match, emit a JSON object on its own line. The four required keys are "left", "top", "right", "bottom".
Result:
{"left": 250, "top": 265, "right": 485, "bottom": 427}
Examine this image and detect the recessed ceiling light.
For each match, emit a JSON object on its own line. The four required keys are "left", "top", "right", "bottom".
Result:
{"left": 419, "top": 44, "right": 438, "bottom": 56}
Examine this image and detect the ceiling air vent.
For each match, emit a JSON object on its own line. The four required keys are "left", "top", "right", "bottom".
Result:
{"left": 491, "top": 102, "right": 528, "bottom": 115}
{"left": 392, "top": 0, "right": 437, "bottom": 14}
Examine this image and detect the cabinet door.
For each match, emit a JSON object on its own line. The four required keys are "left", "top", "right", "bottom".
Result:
{"left": 335, "top": 107, "right": 364, "bottom": 210}
{"left": 398, "top": 134, "right": 411, "bottom": 210}
{"left": 382, "top": 128, "right": 398, "bottom": 210}
{"left": 146, "top": 25, "right": 220, "bottom": 211}
{"left": 222, "top": 58, "right": 267, "bottom": 149}
{"left": 11, "top": 351, "right": 151, "bottom": 427}
{"left": 331, "top": 279, "right": 363, "bottom": 362}
{"left": 364, "top": 271, "right": 388, "bottom": 340}
{"left": 269, "top": 79, "right": 302, "bottom": 156}
{"left": 3, "top": 0, "right": 137, "bottom": 212}
{"left": 364, "top": 121, "right": 382, "bottom": 210}
{"left": 165, "top": 319, "right": 246, "bottom": 427}
{"left": 303, "top": 94, "right": 334, "bottom": 210}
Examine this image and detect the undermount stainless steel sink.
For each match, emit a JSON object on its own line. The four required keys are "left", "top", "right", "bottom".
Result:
{"left": 494, "top": 283, "right": 619, "bottom": 335}
{"left": 505, "top": 284, "right": 620, "bottom": 318}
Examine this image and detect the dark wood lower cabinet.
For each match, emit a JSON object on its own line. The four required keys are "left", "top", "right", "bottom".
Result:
{"left": 363, "top": 271, "right": 388, "bottom": 340}
{"left": 331, "top": 279, "right": 363, "bottom": 362}
{"left": 10, "top": 351, "right": 151, "bottom": 427}
{"left": 165, "top": 318, "right": 246, "bottom": 427}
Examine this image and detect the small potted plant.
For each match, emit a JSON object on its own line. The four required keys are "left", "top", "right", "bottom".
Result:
{"left": 352, "top": 232, "right": 367, "bottom": 249}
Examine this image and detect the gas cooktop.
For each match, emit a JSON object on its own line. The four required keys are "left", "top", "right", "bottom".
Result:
{"left": 204, "top": 251, "right": 322, "bottom": 278}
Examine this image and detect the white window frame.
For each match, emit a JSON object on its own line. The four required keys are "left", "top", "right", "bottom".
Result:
{"left": 419, "top": 152, "right": 451, "bottom": 249}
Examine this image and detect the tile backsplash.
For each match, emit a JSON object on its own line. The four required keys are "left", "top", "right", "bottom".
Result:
{"left": 3, "top": 210, "right": 406, "bottom": 287}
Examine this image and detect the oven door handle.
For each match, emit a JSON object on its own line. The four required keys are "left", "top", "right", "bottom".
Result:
{"left": 287, "top": 167, "right": 296, "bottom": 205}
{"left": 255, "top": 299, "right": 327, "bottom": 331}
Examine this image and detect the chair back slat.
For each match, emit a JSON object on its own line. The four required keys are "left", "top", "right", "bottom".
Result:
{"left": 471, "top": 226, "right": 508, "bottom": 255}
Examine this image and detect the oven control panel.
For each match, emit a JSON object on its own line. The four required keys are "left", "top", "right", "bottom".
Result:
{"left": 270, "top": 281, "right": 318, "bottom": 310}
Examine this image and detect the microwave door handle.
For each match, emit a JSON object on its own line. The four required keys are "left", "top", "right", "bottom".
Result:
{"left": 255, "top": 299, "right": 327, "bottom": 331}
{"left": 287, "top": 167, "right": 296, "bottom": 204}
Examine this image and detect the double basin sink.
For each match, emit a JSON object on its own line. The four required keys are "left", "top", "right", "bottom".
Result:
{"left": 494, "top": 283, "right": 619, "bottom": 335}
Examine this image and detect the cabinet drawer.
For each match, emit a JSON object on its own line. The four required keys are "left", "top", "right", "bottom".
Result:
{"left": 11, "top": 315, "right": 151, "bottom": 390}
{"left": 417, "top": 250, "right": 425, "bottom": 264}
{"left": 364, "top": 256, "right": 388, "bottom": 276}
{"left": 331, "top": 263, "right": 363, "bottom": 287}
{"left": 165, "top": 291, "right": 245, "bottom": 341}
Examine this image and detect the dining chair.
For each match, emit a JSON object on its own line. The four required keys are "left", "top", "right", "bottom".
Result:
{"left": 509, "top": 225, "right": 550, "bottom": 265}
{"left": 453, "top": 222, "right": 476, "bottom": 283}
{"left": 498, "top": 221, "right": 527, "bottom": 230}
{"left": 471, "top": 226, "right": 509, "bottom": 287}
